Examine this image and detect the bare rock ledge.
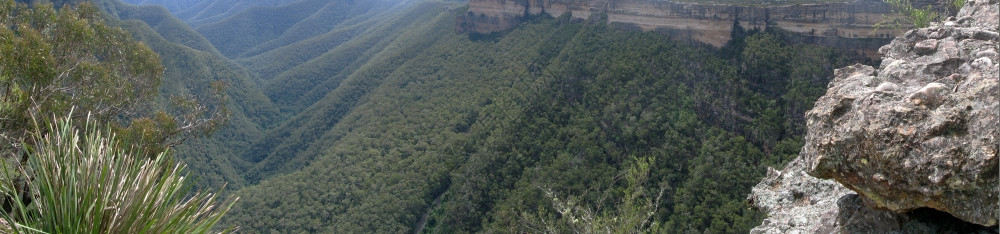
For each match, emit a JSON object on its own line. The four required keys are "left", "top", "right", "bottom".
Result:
{"left": 749, "top": 0, "right": 999, "bottom": 232}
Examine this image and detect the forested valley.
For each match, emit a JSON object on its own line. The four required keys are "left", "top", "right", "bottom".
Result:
{"left": 3, "top": 0, "right": 874, "bottom": 232}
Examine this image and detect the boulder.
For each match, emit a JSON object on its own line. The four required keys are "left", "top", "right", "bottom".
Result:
{"left": 749, "top": 157, "right": 997, "bottom": 233}
{"left": 750, "top": 0, "right": 1000, "bottom": 230}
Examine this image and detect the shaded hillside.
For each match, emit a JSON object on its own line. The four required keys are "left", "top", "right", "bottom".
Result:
{"left": 104, "top": 1, "right": 217, "bottom": 52}
{"left": 104, "top": 0, "right": 872, "bottom": 232}
{"left": 96, "top": 0, "right": 282, "bottom": 190}
{"left": 111, "top": 0, "right": 448, "bottom": 187}
{"left": 249, "top": 1, "right": 452, "bottom": 113}
{"left": 120, "top": 0, "right": 299, "bottom": 27}
{"left": 192, "top": 0, "right": 403, "bottom": 58}
{"left": 237, "top": 2, "right": 466, "bottom": 182}
{"left": 119, "top": 0, "right": 201, "bottom": 13}
{"left": 213, "top": 1, "right": 856, "bottom": 232}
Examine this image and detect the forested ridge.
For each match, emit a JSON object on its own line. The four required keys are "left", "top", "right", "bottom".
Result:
{"left": 97, "top": 0, "right": 284, "bottom": 190}
{"left": 10, "top": 0, "right": 865, "bottom": 232}
{"left": 0, "top": 0, "right": 239, "bottom": 231}
{"left": 198, "top": 1, "right": 847, "bottom": 231}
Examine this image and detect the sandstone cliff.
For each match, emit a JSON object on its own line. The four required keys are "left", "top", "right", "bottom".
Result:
{"left": 749, "top": 0, "right": 999, "bottom": 232}
{"left": 458, "top": 0, "right": 941, "bottom": 48}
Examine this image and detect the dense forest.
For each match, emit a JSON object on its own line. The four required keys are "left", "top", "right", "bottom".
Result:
{"left": 0, "top": 0, "right": 238, "bottom": 232}
{"left": 4, "top": 0, "right": 871, "bottom": 232}
{"left": 193, "top": 1, "right": 847, "bottom": 232}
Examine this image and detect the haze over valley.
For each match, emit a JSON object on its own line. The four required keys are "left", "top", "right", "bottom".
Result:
{"left": 2, "top": 0, "right": 995, "bottom": 232}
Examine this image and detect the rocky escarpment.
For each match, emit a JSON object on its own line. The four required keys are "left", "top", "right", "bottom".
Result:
{"left": 458, "top": 0, "right": 941, "bottom": 48}
{"left": 749, "top": 0, "right": 999, "bottom": 232}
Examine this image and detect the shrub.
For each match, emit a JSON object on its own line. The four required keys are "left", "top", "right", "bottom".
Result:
{"left": 0, "top": 115, "right": 237, "bottom": 233}
{"left": 880, "top": 0, "right": 940, "bottom": 29}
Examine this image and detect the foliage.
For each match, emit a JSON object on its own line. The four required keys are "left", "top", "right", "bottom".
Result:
{"left": 742, "top": 33, "right": 790, "bottom": 84}
{"left": 212, "top": 3, "right": 852, "bottom": 232}
{"left": 0, "top": 1, "right": 243, "bottom": 232}
{"left": 92, "top": 0, "right": 859, "bottom": 232}
{"left": 0, "top": 0, "right": 162, "bottom": 158}
{"left": 194, "top": 0, "right": 398, "bottom": 58}
{"left": 221, "top": 3, "right": 472, "bottom": 232}
{"left": 664, "top": 129, "right": 766, "bottom": 232}
{"left": 0, "top": 114, "right": 237, "bottom": 233}
{"left": 80, "top": 0, "right": 287, "bottom": 191}
{"left": 103, "top": 0, "right": 423, "bottom": 191}
{"left": 948, "top": 0, "right": 966, "bottom": 15}
{"left": 232, "top": 0, "right": 449, "bottom": 184}
{"left": 157, "top": 0, "right": 304, "bottom": 27}
{"left": 879, "top": 0, "right": 940, "bottom": 29}
{"left": 521, "top": 156, "right": 666, "bottom": 233}
{"left": 0, "top": 0, "right": 230, "bottom": 162}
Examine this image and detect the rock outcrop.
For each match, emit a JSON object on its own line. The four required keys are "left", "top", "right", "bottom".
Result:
{"left": 750, "top": 0, "right": 999, "bottom": 232}
{"left": 750, "top": 156, "right": 997, "bottom": 233}
{"left": 458, "top": 0, "right": 941, "bottom": 48}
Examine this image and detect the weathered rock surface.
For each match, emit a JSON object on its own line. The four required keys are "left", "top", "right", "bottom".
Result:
{"left": 750, "top": 156, "right": 997, "bottom": 233}
{"left": 750, "top": 0, "right": 999, "bottom": 231}
{"left": 458, "top": 0, "right": 942, "bottom": 48}
{"left": 749, "top": 157, "right": 856, "bottom": 233}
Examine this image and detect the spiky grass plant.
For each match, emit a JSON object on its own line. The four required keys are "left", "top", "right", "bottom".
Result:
{"left": 0, "top": 115, "right": 237, "bottom": 233}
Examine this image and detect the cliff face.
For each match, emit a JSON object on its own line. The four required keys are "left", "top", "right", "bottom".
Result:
{"left": 749, "top": 0, "right": 999, "bottom": 232}
{"left": 458, "top": 0, "right": 934, "bottom": 48}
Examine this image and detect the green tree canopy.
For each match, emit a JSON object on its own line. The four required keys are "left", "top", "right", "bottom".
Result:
{"left": 0, "top": 0, "right": 162, "bottom": 157}
{"left": 0, "top": 0, "right": 227, "bottom": 160}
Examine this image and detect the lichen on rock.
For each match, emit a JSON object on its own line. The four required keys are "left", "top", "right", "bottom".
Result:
{"left": 750, "top": 0, "right": 1000, "bottom": 231}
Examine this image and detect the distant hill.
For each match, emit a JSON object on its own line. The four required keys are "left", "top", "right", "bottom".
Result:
{"left": 124, "top": 0, "right": 406, "bottom": 58}
{"left": 98, "top": 0, "right": 282, "bottom": 190}
{"left": 120, "top": 0, "right": 301, "bottom": 26}
{"left": 99, "top": 0, "right": 872, "bottom": 232}
{"left": 194, "top": 0, "right": 403, "bottom": 58}
{"left": 119, "top": 0, "right": 202, "bottom": 12}
{"left": 110, "top": 0, "right": 428, "bottom": 187}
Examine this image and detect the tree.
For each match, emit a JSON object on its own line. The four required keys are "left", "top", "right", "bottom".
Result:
{"left": 0, "top": 0, "right": 231, "bottom": 229}
{"left": 878, "top": 0, "right": 940, "bottom": 29}
{"left": 741, "top": 33, "right": 789, "bottom": 86}
{"left": 0, "top": 0, "right": 227, "bottom": 160}
{"left": 1, "top": 0, "right": 157, "bottom": 158}
{"left": 521, "top": 157, "right": 666, "bottom": 234}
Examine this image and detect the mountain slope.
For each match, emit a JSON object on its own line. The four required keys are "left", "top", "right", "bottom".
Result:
{"left": 254, "top": 1, "right": 445, "bottom": 112}
{"left": 108, "top": 0, "right": 864, "bottom": 232}
{"left": 217, "top": 2, "right": 854, "bottom": 233}
{"left": 120, "top": 0, "right": 302, "bottom": 27}
{"left": 234, "top": 0, "right": 401, "bottom": 59}
{"left": 238, "top": 1, "right": 462, "bottom": 182}
{"left": 119, "top": 0, "right": 202, "bottom": 12}
{"left": 115, "top": 0, "right": 447, "bottom": 187}
{"left": 97, "top": 0, "right": 282, "bottom": 190}
{"left": 192, "top": 0, "right": 402, "bottom": 58}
